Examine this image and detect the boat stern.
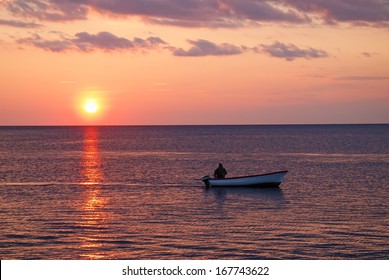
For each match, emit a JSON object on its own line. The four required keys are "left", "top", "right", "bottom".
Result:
{"left": 201, "top": 175, "right": 211, "bottom": 188}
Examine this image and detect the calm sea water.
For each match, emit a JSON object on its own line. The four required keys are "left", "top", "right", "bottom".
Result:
{"left": 0, "top": 125, "right": 388, "bottom": 259}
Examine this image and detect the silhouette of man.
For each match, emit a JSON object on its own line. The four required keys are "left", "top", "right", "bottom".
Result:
{"left": 214, "top": 163, "right": 227, "bottom": 179}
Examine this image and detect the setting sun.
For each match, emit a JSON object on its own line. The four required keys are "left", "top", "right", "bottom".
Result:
{"left": 84, "top": 100, "right": 98, "bottom": 114}
{"left": 77, "top": 92, "right": 107, "bottom": 123}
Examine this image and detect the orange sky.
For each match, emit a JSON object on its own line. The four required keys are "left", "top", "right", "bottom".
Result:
{"left": 0, "top": 1, "right": 388, "bottom": 125}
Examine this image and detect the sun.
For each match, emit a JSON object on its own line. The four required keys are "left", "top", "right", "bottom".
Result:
{"left": 78, "top": 92, "right": 106, "bottom": 121}
{"left": 84, "top": 100, "right": 98, "bottom": 113}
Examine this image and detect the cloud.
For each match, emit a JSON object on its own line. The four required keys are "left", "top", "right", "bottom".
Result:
{"left": 172, "top": 39, "right": 329, "bottom": 60}
{"left": 17, "top": 31, "right": 167, "bottom": 53}
{"left": 224, "top": 0, "right": 307, "bottom": 23}
{"left": 260, "top": 41, "right": 328, "bottom": 61}
{"left": 73, "top": 32, "right": 134, "bottom": 52}
{"left": 16, "top": 31, "right": 331, "bottom": 61}
{"left": 0, "top": 18, "right": 42, "bottom": 28}
{"left": 3, "top": 0, "right": 307, "bottom": 27}
{"left": 361, "top": 52, "right": 378, "bottom": 58}
{"left": 5, "top": 0, "right": 87, "bottom": 21}
{"left": 145, "top": 17, "right": 243, "bottom": 28}
{"left": 88, "top": 0, "right": 308, "bottom": 27}
{"left": 284, "top": 0, "right": 389, "bottom": 24}
{"left": 173, "top": 39, "right": 243, "bottom": 56}
{"left": 4, "top": 0, "right": 388, "bottom": 27}
{"left": 17, "top": 33, "right": 72, "bottom": 52}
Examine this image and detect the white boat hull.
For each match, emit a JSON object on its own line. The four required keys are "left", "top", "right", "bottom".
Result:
{"left": 202, "top": 171, "right": 288, "bottom": 188}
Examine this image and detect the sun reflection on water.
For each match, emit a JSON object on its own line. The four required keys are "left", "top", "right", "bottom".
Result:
{"left": 82, "top": 127, "right": 104, "bottom": 184}
{"left": 79, "top": 127, "right": 109, "bottom": 259}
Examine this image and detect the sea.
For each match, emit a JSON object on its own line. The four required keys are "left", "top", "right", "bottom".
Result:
{"left": 0, "top": 125, "right": 388, "bottom": 259}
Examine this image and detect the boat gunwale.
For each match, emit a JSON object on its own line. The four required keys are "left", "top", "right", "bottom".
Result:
{"left": 206, "top": 170, "right": 288, "bottom": 181}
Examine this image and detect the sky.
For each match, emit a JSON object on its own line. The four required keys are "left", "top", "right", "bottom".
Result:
{"left": 0, "top": 0, "right": 388, "bottom": 125}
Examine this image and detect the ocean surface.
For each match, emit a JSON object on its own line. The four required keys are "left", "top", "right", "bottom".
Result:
{"left": 0, "top": 125, "right": 388, "bottom": 259}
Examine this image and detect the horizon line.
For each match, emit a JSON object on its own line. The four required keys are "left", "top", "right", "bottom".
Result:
{"left": 0, "top": 123, "right": 388, "bottom": 127}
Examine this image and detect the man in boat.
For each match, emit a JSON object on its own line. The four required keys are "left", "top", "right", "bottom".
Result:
{"left": 214, "top": 163, "right": 227, "bottom": 179}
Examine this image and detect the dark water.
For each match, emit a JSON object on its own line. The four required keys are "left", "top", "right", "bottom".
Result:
{"left": 0, "top": 125, "right": 388, "bottom": 259}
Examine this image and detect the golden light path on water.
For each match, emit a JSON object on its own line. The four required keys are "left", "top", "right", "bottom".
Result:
{"left": 79, "top": 127, "right": 109, "bottom": 259}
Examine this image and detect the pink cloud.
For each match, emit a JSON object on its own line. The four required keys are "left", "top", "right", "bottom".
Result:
{"left": 17, "top": 31, "right": 167, "bottom": 53}
{"left": 4, "top": 0, "right": 388, "bottom": 27}
{"left": 4, "top": 0, "right": 306, "bottom": 27}
{"left": 0, "top": 18, "right": 42, "bottom": 28}
{"left": 16, "top": 31, "right": 330, "bottom": 61}
{"left": 173, "top": 39, "right": 243, "bottom": 56}
{"left": 5, "top": 0, "right": 87, "bottom": 21}
{"left": 284, "top": 0, "right": 389, "bottom": 24}
{"left": 260, "top": 41, "right": 328, "bottom": 61}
